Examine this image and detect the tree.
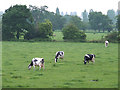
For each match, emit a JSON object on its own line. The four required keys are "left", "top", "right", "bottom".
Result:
{"left": 29, "top": 5, "right": 48, "bottom": 24}
{"left": 29, "top": 5, "right": 65, "bottom": 30}
{"left": 101, "top": 15, "right": 113, "bottom": 32}
{"left": 117, "top": 15, "right": 120, "bottom": 42}
{"left": 117, "top": 15, "right": 120, "bottom": 31}
{"left": 69, "top": 15, "right": 83, "bottom": 30}
{"left": 37, "top": 19, "right": 53, "bottom": 38}
{"left": 105, "top": 32, "right": 119, "bottom": 42}
{"left": 82, "top": 10, "right": 90, "bottom": 30}
{"left": 0, "top": 15, "right": 2, "bottom": 41}
{"left": 89, "top": 11, "right": 113, "bottom": 32}
{"left": 56, "top": 7, "right": 60, "bottom": 15}
{"left": 107, "top": 9, "right": 116, "bottom": 25}
{"left": 89, "top": 12, "right": 103, "bottom": 32}
{"left": 24, "top": 19, "right": 53, "bottom": 40}
{"left": 62, "top": 24, "right": 86, "bottom": 41}
{"left": 82, "top": 10, "right": 88, "bottom": 22}
{"left": 2, "top": 5, "right": 33, "bottom": 40}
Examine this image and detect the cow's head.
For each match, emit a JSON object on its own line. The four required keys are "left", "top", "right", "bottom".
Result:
{"left": 55, "top": 57, "right": 58, "bottom": 63}
{"left": 84, "top": 60, "right": 87, "bottom": 64}
{"left": 41, "top": 59, "right": 44, "bottom": 64}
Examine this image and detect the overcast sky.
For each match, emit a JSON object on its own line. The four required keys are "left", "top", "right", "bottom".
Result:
{"left": 0, "top": 0, "right": 119, "bottom": 16}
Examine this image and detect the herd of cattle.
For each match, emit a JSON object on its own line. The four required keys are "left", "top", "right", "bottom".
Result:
{"left": 28, "top": 40, "right": 109, "bottom": 70}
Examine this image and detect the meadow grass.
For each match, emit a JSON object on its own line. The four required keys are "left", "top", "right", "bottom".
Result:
{"left": 2, "top": 41, "right": 118, "bottom": 88}
{"left": 53, "top": 31, "right": 108, "bottom": 41}
{"left": 86, "top": 33, "right": 108, "bottom": 41}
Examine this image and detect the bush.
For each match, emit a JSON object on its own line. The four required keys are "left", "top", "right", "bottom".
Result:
{"left": 24, "top": 19, "right": 53, "bottom": 41}
{"left": 105, "top": 32, "right": 119, "bottom": 43}
{"left": 62, "top": 24, "right": 86, "bottom": 42}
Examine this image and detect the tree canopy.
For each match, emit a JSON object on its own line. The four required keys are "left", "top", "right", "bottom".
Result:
{"left": 2, "top": 5, "right": 33, "bottom": 40}
{"left": 62, "top": 24, "right": 86, "bottom": 41}
{"left": 88, "top": 11, "right": 113, "bottom": 32}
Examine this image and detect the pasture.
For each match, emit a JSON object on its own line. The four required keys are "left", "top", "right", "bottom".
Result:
{"left": 53, "top": 31, "right": 108, "bottom": 41}
{"left": 2, "top": 41, "right": 118, "bottom": 88}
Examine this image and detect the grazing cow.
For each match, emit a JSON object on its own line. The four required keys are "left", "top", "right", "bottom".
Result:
{"left": 84, "top": 54, "right": 95, "bottom": 64}
{"left": 28, "top": 58, "right": 45, "bottom": 70}
{"left": 55, "top": 51, "right": 64, "bottom": 63}
{"left": 105, "top": 40, "right": 109, "bottom": 47}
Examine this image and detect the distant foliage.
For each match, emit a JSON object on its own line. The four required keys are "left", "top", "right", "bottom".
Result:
{"left": 105, "top": 32, "right": 120, "bottom": 42}
{"left": 37, "top": 19, "right": 53, "bottom": 38}
{"left": 107, "top": 9, "right": 116, "bottom": 25}
{"left": 24, "top": 19, "right": 53, "bottom": 40}
{"left": 29, "top": 5, "right": 65, "bottom": 30}
{"left": 117, "top": 15, "right": 120, "bottom": 31}
{"left": 82, "top": 10, "right": 88, "bottom": 23}
{"left": 62, "top": 24, "right": 86, "bottom": 41}
{"left": 56, "top": 7, "right": 60, "bottom": 15}
{"left": 89, "top": 11, "right": 113, "bottom": 32}
{"left": 2, "top": 5, "right": 33, "bottom": 40}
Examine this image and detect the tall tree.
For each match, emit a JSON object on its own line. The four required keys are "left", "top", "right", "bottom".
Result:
{"left": 56, "top": 7, "right": 60, "bottom": 15}
{"left": 107, "top": 9, "right": 116, "bottom": 25}
{"left": 29, "top": 5, "right": 48, "bottom": 24}
{"left": 101, "top": 15, "right": 113, "bottom": 32}
{"left": 37, "top": 19, "right": 53, "bottom": 38}
{"left": 69, "top": 15, "right": 83, "bottom": 30}
{"left": 89, "top": 11, "right": 103, "bottom": 32}
{"left": 117, "top": 15, "right": 120, "bottom": 42}
{"left": 117, "top": 15, "right": 120, "bottom": 31}
{"left": 29, "top": 5, "right": 65, "bottom": 30}
{"left": 82, "top": 10, "right": 88, "bottom": 22}
{"left": 89, "top": 11, "right": 112, "bottom": 32}
{"left": 2, "top": 5, "right": 33, "bottom": 40}
{"left": 0, "top": 15, "right": 2, "bottom": 41}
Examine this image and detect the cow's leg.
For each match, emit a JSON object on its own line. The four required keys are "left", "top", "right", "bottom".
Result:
{"left": 33, "top": 65, "right": 35, "bottom": 70}
{"left": 93, "top": 60, "right": 95, "bottom": 64}
{"left": 84, "top": 60, "right": 87, "bottom": 64}
{"left": 61, "top": 56, "right": 64, "bottom": 61}
{"left": 87, "top": 60, "right": 89, "bottom": 64}
{"left": 39, "top": 65, "right": 41, "bottom": 70}
{"left": 105, "top": 43, "right": 108, "bottom": 47}
{"left": 92, "top": 58, "right": 95, "bottom": 63}
{"left": 43, "top": 65, "right": 45, "bottom": 70}
{"left": 55, "top": 58, "right": 57, "bottom": 63}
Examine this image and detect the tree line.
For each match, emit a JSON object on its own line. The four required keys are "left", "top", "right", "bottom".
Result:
{"left": 2, "top": 5, "right": 119, "bottom": 41}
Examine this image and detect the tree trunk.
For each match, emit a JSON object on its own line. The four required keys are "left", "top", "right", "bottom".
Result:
{"left": 16, "top": 31, "right": 19, "bottom": 39}
{"left": 98, "top": 29, "right": 100, "bottom": 32}
{"left": 103, "top": 29, "right": 105, "bottom": 33}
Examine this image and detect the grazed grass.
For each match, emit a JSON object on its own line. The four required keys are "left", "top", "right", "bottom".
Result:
{"left": 2, "top": 41, "right": 118, "bottom": 88}
{"left": 53, "top": 31, "right": 108, "bottom": 41}
{"left": 86, "top": 33, "right": 108, "bottom": 41}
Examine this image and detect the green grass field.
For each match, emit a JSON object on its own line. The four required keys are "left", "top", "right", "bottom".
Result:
{"left": 53, "top": 31, "right": 108, "bottom": 41}
{"left": 2, "top": 40, "right": 118, "bottom": 88}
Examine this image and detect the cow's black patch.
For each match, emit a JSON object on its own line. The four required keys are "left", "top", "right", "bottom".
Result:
{"left": 34, "top": 59, "right": 38, "bottom": 62}
{"left": 29, "top": 61, "right": 33, "bottom": 66}
{"left": 41, "top": 59, "right": 44, "bottom": 64}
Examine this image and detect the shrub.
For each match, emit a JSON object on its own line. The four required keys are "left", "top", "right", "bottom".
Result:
{"left": 62, "top": 24, "right": 86, "bottom": 42}
{"left": 105, "top": 32, "right": 119, "bottom": 42}
{"left": 24, "top": 19, "right": 53, "bottom": 41}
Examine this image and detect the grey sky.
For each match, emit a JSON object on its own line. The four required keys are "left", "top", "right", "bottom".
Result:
{"left": 0, "top": 0, "right": 119, "bottom": 16}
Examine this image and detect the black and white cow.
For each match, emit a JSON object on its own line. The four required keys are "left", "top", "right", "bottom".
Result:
{"left": 84, "top": 54, "right": 95, "bottom": 64}
{"left": 28, "top": 58, "right": 45, "bottom": 70}
{"left": 105, "top": 40, "right": 109, "bottom": 47}
{"left": 55, "top": 51, "right": 64, "bottom": 63}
